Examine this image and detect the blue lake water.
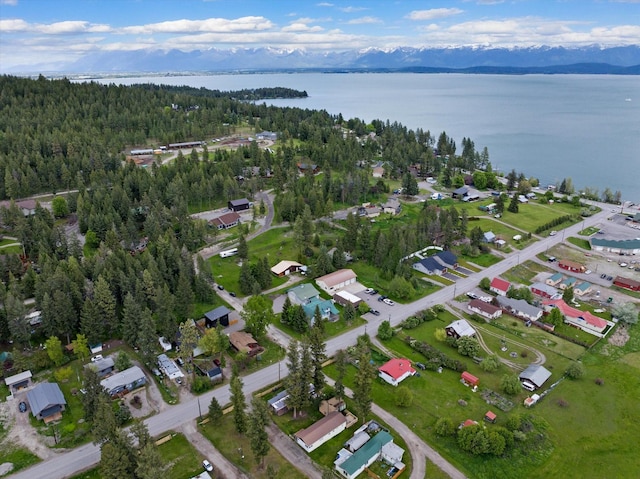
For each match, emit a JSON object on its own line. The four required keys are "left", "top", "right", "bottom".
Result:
{"left": 102, "top": 73, "right": 640, "bottom": 201}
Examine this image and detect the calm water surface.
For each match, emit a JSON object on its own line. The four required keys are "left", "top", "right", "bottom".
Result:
{"left": 103, "top": 73, "right": 640, "bottom": 201}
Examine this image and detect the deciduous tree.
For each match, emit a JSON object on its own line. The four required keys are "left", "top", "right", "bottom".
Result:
{"left": 241, "top": 295, "right": 274, "bottom": 338}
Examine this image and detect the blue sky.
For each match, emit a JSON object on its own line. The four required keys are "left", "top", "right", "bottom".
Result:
{"left": 1, "top": 0, "right": 639, "bottom": 70}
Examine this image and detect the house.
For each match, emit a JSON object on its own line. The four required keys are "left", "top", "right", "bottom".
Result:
{"left": 4, "top": 370, "right": 32, "bottom": 394}
{"left": 336, "top": 431, "right": 394, "bottom": 479}
{"left": 333, "top": 290, "right": 362, "bottom": 308}
{"left": 546, "top": 273, "right": 564, "bottom": 286}
{"left": 519, "top": 364, "right": 552, "bottom": 390}
{"left": 574, "top": 282, "right": 593, "bottom": 296}
{"left": 256, "top": 131, "right": 277, "bottom": 141}
{"left": 530, "top": 282, "right": 560, "bottom": 299}
{"left": 559, "top": 277, "right": 577, "bottom": 290}
{"left": 558, "top": 259, "right": 586, "bottom": 273}
{"left": 452, "top": 186, "right": 469, "bottom": 199}
{"left": 495, "top": 296, "right": 543, "bottom": 321}
{"left": 303, "top": 298, "right": 339, "bottom": 323}
{"left": 613, "top": 276, "right": 640, "bottom": 292}
{"left": 467, "top": 299, "right": 503, "bottom": 320}
{"left": 315, "top": 269, "right": 357, "bottom": 294}
{"left": 268, "top": 390, "right": 290, "bottom": 416}
{"left": 382, "top": 198, "right": 401, "bottom": 215}
{"left": 209, "top": 211, "right": 241, "bottom": 230}
{"left": 196, "top": 362, "right": 223, "bottom": 382}
{"left": 484, "top": 411, "right": 497, "bottom": 423}
{"left": 157, "top": 354, "right": 184, "bottom": 380}
{"left": 590, "top": 238, "right": 640, "bottom": 255}
{"left": 228, "top": 198, "right": 250, "bottom": 212}
{"left": 372, "top": 166, "right": 385, "bottom": 178}
{"left": 320, "top": 397, "right": 346, "bottom": 416}
{"left": 26, "top": 383, "right": 66, "bottom": 422}
{"left": 445, "top": 319, "right": 476, "bottom": 339}
{"left": 413, "top": 256, "right": 447, "bottom": 275}
{"left": 229, "top": 331, "right": 264, "bottom": 357}
{"left": 288, "top": 283, "right": 321, "bottom": 305}
{"left": 461, "top": 371, "right": 479, "bottom": 387}
{"left": 543, "top": 299, "right": 610, "bottom": 335}
{"left": 295, "top": 411, "right": 348, "bottom": 453}
{"left": 270, "top": 260, "right": 303, "bottom": 277}
{"left": 84, "top": 356, "right": 115, "bottom": 378}
{"left": 483, "top": 232, "right": 496, "bottom": 243}
{"left": 204, "top": 306, "right": 231, "bottom": 328}
{"left": 490, "top": 277, "right": 511, "bottom": 296}
{"left": 357, "top": 204, "right": 381, "bottom": 218}
{"left": 378, "top": 358, "right": 416, "bottom": 387}
{"left": 100, "top": 366, "right": 146, "bottom": 397}
{"left": 0, "top": 199, "right": 38, "bottom": 217}
{"left": 297, "top": 162, "right": 320, "bottom": 175}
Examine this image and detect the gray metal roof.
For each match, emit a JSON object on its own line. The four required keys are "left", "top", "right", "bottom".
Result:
{"left": 26, "top": 383, "right": 66, "bottom": 416}
{"left": 519, "top": 364, "right": 552, "bottom": 388}
{"left": 100, "top": 366, "right": 145, "bottom": 393}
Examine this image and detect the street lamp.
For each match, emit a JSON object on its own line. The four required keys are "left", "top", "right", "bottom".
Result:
{"left": 197, "top": 397, "right": 202, "bottom": 419}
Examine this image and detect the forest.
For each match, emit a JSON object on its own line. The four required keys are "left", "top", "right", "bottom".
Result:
{"left": 0, "top": 74, "right": 493, "bottom": 366}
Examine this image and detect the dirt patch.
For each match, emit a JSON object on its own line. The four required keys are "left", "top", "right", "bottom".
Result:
{"left": 608, "top": 325, "right": 630, "bottom": 347}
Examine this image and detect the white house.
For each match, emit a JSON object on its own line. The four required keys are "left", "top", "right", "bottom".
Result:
{"left": 377, "top": 358, "right": 416, "bottom": 387}
{"left": 100, "top": 366, "right": 146, "bottom": 397}
{"left": 295, "top": 411, "right": 347, "bottom": 453}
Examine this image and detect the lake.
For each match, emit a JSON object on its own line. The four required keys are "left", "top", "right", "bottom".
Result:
{"left": 100, "top": 73, "right": 640, "bottom": 201}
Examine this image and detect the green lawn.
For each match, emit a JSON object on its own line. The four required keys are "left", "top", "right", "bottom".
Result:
{"left": 578, "top": 226, "right": 600, "bottom": 236}
{"left": 200, "top": 412, "right": 307, "bottom": 479}
{"left": 500, "top": 259, "right": 552, "bottom": 286}
{"left": 349, "top": 261, "right": 441, "bottom": 302}
{"left": 467, "top": 218, "right": 534, "bottom": 250}
{"left": 497, "top": 202, "right": 581, "bottom": 233}
{"left": 458, "top": 252, "right": 502, "bottom": 268}
{"left": 0, "top": 444, "right": 40, "bottom": 475}
{"left": 567, "top": 237, "right": 591, "bottom": 250}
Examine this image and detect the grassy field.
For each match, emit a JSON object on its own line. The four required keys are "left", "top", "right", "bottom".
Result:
{"left": 496, "top": 202, "right": 581, "bottom": 233}
{"left": 200, "top": 413, "right": 307, "bottom": 479}
{"left": 567, "top": 237, "right": 591, "bottom": 250}
{"left": 350, "top": 261, "right": 442, "bottom": 302}
{"left": 0, "top": 443, "right": 40, "bottom": 476}
{"left": 499, "top": 259, "right": 552, "bottom": 286}
{"left": 467, "top": 218, "right": 534, "bottom": 250}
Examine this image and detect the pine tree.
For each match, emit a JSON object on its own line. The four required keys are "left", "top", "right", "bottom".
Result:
{"left": 284, "top": 339, "right": 305, "bottom": 418}
{"left": 507, "top": 194, "right": 519, "bottom": 213}
{"left": 333, "top": 349, "right": 348, "bottom": 400}
{"left": 93, "top": 275, "right": 117, "bottom": 338}
{"left": 135, "top": 442, "right": 165, "bottom": 479}
{"left": 120, "top": 293, "right": 141, "bottom": 348}
{"left": 248, "top": 397, "right": 271, "bottom": 468}
{"left": 306, "top": 324, "right": 326, "bottom": 395}
{"left": 352, "top": 341, "right": 375, "bottom": 423}
{"left": 208, "top": 397, "right": 223, "bottom": 422}
{"left": 230, "top": 367, "right": 247, "bottom": 433}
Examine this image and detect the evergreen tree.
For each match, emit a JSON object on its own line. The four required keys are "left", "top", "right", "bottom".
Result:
{"left": 93, "top": 275, "right": 117, "bottom": 339}
{"left": 237, "top": 234, "right": 249, "bottom": 259}
{"left": 507, "top": 194, "right": 519, "bottom": 213}
{"left": 81, "top": 367, "right": 106, "bottom": 422}
{"left": 230, "top": 367, "right": 247, "bottom": 433}
{"left": 290, "top": 305, "right": 309, "bottom": 333}
{"left": 306, "top": 325, "right": 326, "bottom": 395}
{"left": 352, "top": 340, "right": 376, "bottom": 423}
{"left": 248, "top": 397, "right": 271, "bottom": 468}
{"left": 284, "top": 339, "right": 306, "bottom": 418}
{"left": 135, "top": 442, "right": 165, "bottom": 479}
{"left": 120, "top": 293, "right": 141, "bottom": 348}
{"left": 100, "top": 441, "right": 134, "bottom": 479}
{"left": 333, "top": 349, "right": 348, "bottom": 400}
{"left": 80, "top": 298, "right": 103, "bottom": 346}
{"left": 208, "top": 397, "right": 223, "bottom": 422}
{"left": 280, "top": 296, "right": 293, "bottom": 325}
{"left": 137, "top": 308, "right": 157, "bottom": 366}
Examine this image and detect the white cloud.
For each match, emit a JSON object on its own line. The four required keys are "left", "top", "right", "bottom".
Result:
{"left": 407, "top": 8, "right": 464, "bottom": 21}
{"left": 120, "top": 16, "right": 274, "bottom": 35}
{"left": 347, "top": 16, "right": 382, "bottom": 25}
{"left": 0, "top": 0, "right": 18, "bottom": 5}
{"left": 0, "top": 18, "right": 29, "bottom": 32}
{"left": 282, "top": 22, "right": 324, "bottom": 33}
{"left": 316, "top": 2, "right": 333, "bottom": 6}
{"left": 340, "top": 6, "right": 367, "bottom": 13}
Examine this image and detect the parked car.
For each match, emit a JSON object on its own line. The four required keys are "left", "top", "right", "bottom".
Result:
{"left": 415, "top": 362, "right": 426, "bottom": 370}
{"left": 91, "top": 354, "right": 103, "bottom": 362}
{"left": 364, "top": 288, "right": 374, "bottom": 294}
{"left": 369, "top": 289, "right": 378, "bottom": 295}
{"left": 549, "top": 231, "right": 557, "bottom": 236}
{"left": 378, "top": 295, "right": 387, "bottom": 302}
{"left": 229, "top": 291, "right": 237, "bottom": 297}
{"left": 202, "top": 460, "right": 213, "bottom": 472}
{"left": 600, "top": 273, "right": 607, "bottom": 278}
{"left": 369, "top": 309, "right": 380, "bottom": 316}
{"left": 217, "top": 284, "right": 224, "bottom": 290}
{"left": 176, "top": 357, "right": 185, "bottom": 367}
{"left": 607, "top": 276, "right": 613, "bottom": 281}
{"left": 19, "top": 401, "right": 27, "bottom": 413}
{"left": 383, "top": 298, "right": 395, "bottom": 306}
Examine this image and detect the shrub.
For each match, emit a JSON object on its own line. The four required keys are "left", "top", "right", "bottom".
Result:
{"left": 434, "top": 417, "right": 456, "bottom": 437}
{"left": 54, "top": 366, "right": 74, "bottom": 383}
{"left": 557, "top": 398, "right": 569, "bottom": 408}
{"left": 566, "top": 362, "right": 585, "bottom": 379}
{"left": 595, "top": 378, "right": 604, "bottom": 386}
{"left": 395, "top": 386, "right": 414, "bottom": 408}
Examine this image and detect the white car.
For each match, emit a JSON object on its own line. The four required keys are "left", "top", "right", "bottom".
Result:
{"left": 202, "top": 460, "right": 213, "bottom": 472}
{"left": 364, "top": 288, "right": 374, "bottom": 294}
{"left": 383, "top": 298, "right": 395, "bottom": 306}
{"left": 91, "top": 354, "right": 103, "bottom": 362}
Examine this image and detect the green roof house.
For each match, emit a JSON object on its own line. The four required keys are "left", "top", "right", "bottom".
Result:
{"left": 336, "top": 431, "right": 393, "bottom": 479}
{"left": 287, "top": 283, "right": 321, "bottom": 306}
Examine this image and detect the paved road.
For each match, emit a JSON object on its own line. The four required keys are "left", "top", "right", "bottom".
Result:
{"left": 8, "top": 204, "right": 612, "bottom": 479}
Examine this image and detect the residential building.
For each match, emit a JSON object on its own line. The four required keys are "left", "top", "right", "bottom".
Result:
{"left": 268, "top": 390, "right": 289, "bottom": 416}
{"left": 270, "top": 260, "right": 303, "bottom": 277}
{"left": 467, "top": 299, "right": 503, "bottom": 320}
{"left": 412, "top": 251, "right": 458, "bottom": 276}
{"left": 558, "top": 259, "right": 586, "bottom": 273}
{"left": 490, "top": 277, "right": 511, "bottom": 296}
{"left": 195, "top": 362, "right": 223, "bottom": 382}
{"left": 483, "top": 231, "right": 496, "bottom": 243}
{"left": 229, "top": 331, "right": 264, "bottom": 357}
{"left": 84, "top": 357, "right": 115, "bottom": 378}
{"left": 227, "top": 198, "right": 250, "bottom": 212}
{"left": 204, "top": 306, "right": 231, "bottom": 328}
{"left": 495, "top": 296, "right": 543, "bottom": 321}
{"left": 545, "top": 273, "right": 564, "bottom": 286}
{"left": 530, "top": 282, "right": 560, "bottom": 299}
{"left": 445, "top": 319, "right": 476, "bottom": 338}
{"left": 256, "top": 131, "right": 277, "bottom": 141}
{"left": 209, "top": 211, "right": 241, "bottom": 230}
{"left": 100, "top": 366, "right": 146, "bottom": 397}
{"left": 315, "top": 269, "right": 357, "bottom": 294}
{"left": 519, "top": 364, "right": 552, "bottom": 390}
{"left": 559, "top": 277, "right": 577, "bottom": 290}
{"left": 613, "top": 276, "right": 640, "bottom": 292}
{"left": 26, "top": 383, "right": 66, "bottom": 422}
{"left": 574, "top": 282, "right": 593, "bottom": 296}
{"left": 378, "top": 358, "right": 416, "bottom": 387}
{"left": 451, "top": 186, "right": 469, "bottom": 198}
{"left": 0, "top": 199, "right": 37, "bottom": 217}
{"left": 303, "top": 298, "right": 339, "bottom": 323}
{"left": 382, "top": 198, "right": 401, "bottom": 215}
{"left": 157, "top": 354, "right": 184, "bottom": 380}
{"left": 288, "top": 283, "right": 321, "bottom": 306}
{"left": 336, "top": 431, "right": 394, "bottom": 479}
{"left": 542, "top": 299, "right": 610, "bottom": 335}
{"left": 295, "top": 411, "right": 348, "bottom": 453}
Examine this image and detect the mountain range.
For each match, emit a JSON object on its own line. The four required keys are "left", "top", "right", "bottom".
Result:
{"left": 13, "top": 45, "right": 640, "bottom": 75}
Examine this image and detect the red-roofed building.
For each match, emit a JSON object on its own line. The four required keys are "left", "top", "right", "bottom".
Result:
{"left": 543, "top": 299, "right": 611, "bottom": 336}
{"left": 558, "top": 259, "right": 586, "bottom": 273}
{"left": 210, "top": 211, "right": 241, "bottom": 230}
{"left": 468, "top": 299, "right": 503, "bottom": 320}
{"left": 613, "top": 276, "right": 640, "bottom": 292}
{"left": 490, "top": 277, "right": 511, "bottom": 296}
{"left": 378, "top": 358, "right": 416, "bottom": 387}
{"left": 484, "top": 411, "right": 497, "bottom": 423}
{"left": 460, "top": 419, "right": 479, "bottom": 428}
{"left": 461, "top": 371, "right": 479, "bottom": 387}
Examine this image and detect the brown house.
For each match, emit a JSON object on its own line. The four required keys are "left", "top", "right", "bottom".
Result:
{"left": 229, "top": 331, "right": 264, "bottom": 357}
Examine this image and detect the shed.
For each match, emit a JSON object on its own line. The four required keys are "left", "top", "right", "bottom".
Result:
{"left": 229, "top": 331, "right": 264, "bottom": 356}
{"left": 4, "top": 370, "right": 32, "bottom": 393}
{"left": 519, "top": 364, "right": 552, "bottom": 390}
{"left": 445, "top": 319, "right": 476, "bottom": 339}
{"left": 204, "top": 306, "right": 231, "bottom": 328}
{"left": 268, "top": 390, "right": 289, "bottom": 416}
{"left": 228, "top": 198, "right": 250, "bottom": 211}
{"left": 484, "top": 411, "right": 497, "bottom": 423}
{"left": 333, "top": 290, "right": 362, "bottom": 308}
{"left": 461, "top": 371, "right": 479, "bottom": 387}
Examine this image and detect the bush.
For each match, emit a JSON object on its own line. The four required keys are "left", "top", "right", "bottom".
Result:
{"left": 192, "top": 375, "right": 213, "bottom": 393}
{"left": 434, "top": 417, "right": 456, "bottom": 437}
{"left": 595, "top": 377, "right": 604, "bottom": 386}
{"left": 395, "top": 386, "right": 413, "bottom": 408}
{"left": 54, "top": 366, "right": 74, "bottom": 383}
{"left": 480, "top": 355, "right": 500, "bottom": 373}
{"left": 566, "top": 362, "right": 585, "bottom": 379}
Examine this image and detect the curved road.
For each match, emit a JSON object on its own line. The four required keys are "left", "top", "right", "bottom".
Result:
{"left": 9, "top": 203, "right": 612, "bottom": 479}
